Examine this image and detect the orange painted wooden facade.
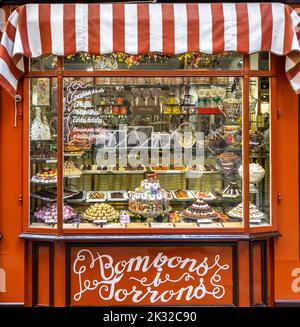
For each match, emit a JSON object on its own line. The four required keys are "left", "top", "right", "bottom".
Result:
{"left": 0, "top": 3, "right": 299, "bottom": 307}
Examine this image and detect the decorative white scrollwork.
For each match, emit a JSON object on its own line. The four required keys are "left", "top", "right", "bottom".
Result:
{"left": 72, "top": 249, "right": 230, "bottom": 303}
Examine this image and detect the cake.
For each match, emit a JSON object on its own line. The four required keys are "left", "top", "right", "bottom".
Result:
{"left": 222, "top": 182, "right": 241, "bottom": 197}
{"left": 183, "top": 199, "right": 219, "bottom": 220}
{"left": 128, "top": 173, "right": 171, "bottom": 217}
{"left": 110, "top": 192, "right": 124, "bottom": 199}
{"left": 228, "top": 202, "right": 265, "bottom": 222}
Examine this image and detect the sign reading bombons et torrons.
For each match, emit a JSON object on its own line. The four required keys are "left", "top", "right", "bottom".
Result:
{"left": 69, "top": 245, "right": 234, "bottom": 305}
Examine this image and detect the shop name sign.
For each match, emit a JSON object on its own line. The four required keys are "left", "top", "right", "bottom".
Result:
{"left": 72, "top": 249, "right": 230, "bottom": 304}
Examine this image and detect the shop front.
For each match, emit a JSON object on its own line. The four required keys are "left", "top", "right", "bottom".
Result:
{"left": 0, "top": 2, "right": 300, "bottom": 306}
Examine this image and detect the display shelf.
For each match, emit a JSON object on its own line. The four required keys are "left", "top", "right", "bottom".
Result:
{"left": 31, "top": 181, "right": 57, "bottom": 186}
{"left": 83, "top": 112, "right": 223, "bottom": 116}
{"left": 64, "top": 153, "right": 84, "bottom": 157}
{"left": 81, "top": 169, "right": 224, "bottom": 175}
{"left": 30, "top": 157, "right": 57, "bottom": 163}
{"left": 30, "top": 221, "right": 244, "bottom": 229}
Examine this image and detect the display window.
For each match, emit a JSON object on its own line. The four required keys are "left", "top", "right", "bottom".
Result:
{"left": 25, "top": 52, "right": 275, "bottom": 233}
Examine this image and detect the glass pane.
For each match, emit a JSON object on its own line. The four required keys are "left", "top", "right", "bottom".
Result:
{"left": 249, "top": 77, "right": 271, "bottom": 226}
{"left": 62, "top": 76, "right": 243, "bottom": 230}
{"left": 250, "top": 52, "right": 270, "bottom": 70}
{"left": 29, "top": 78, "right": 58, "bottom": 228}
{"left": 63, "top": 52, "right": 243, "bottom": 71}
{"left": 30, "top": 55, "right": 57, "bottom": 71}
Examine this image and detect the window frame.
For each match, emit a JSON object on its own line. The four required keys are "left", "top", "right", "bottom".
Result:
{"left": 22, "top": 54, "right": 278, "bottom": 235}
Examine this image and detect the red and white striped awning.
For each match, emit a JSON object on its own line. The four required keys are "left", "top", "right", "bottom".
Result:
{"left": 1, "top": 3, "right": 300, "bottom": 96}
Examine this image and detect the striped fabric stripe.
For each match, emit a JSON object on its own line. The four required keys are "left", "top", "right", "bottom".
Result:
{"left": 0, "top": 3, "right": 300, "bottom": 96}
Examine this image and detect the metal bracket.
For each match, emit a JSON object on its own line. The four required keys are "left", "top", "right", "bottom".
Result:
{"left": 277, "top": 109, "right": 281, "bottom": 119}
{"left": 18, "top": 194, "right": 23, "bottom": 206}
{"left": 277, "top": 193, "right": 282, "bottom": 203}
{"left": 14, "top": 94, "right": 22, "bottom": 128}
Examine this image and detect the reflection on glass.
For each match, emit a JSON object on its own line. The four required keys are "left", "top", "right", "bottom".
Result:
{"left": 29, "top": 78, "right": 58, "bottom": 227}
{"left": 60, "top": 76, "right": 243, "bottom": 229}
{"left": 63, "top": 52, "right": 243, "bottom": 71}
{"left": 248, "top": 77, "right": 270, "bottom": 226}
{"left": 30, "top": 55, "right": 57, "bottom": 71}
{"left": 250, "top": 52, "right": 270, "bottom": 70}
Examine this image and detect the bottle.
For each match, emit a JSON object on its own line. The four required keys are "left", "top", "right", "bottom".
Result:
{"left": 31, "top": 107, "right": 43, "bottom": 140}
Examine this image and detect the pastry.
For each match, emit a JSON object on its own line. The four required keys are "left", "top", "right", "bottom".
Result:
{"left": 194, "top": 191, "right": 214, "bottom": 200}
{"left": 89, "top": 192, "right": 106, "bottom": 200}
{"left": 64, "top": 161, "right": 82, "bottom": 176}
{"left": 169, "top": 211, "right": 182, "bottom": 223}
{"left": 218, "top": 152, "right": 240, "bottom": 163}
{"left": 228, "top": 202, "right": 265, "bottom": 221}
{"left": 83, "top": 203, "right": 119, "bottom": 222}
{"left": 31, "top": 149, "right": 56, "bottom": 159}
{"left": 151, "top": 165, "right": 170, "bottom": 171}
{"left": 31, "top": 168, "right": 57, "bottom": 184}
{"left": 217, "top": 212, "right": 231, "bottom": 222}
{"left": 34, "top": 203, "right": 75, "bottom": 222}
{"left": 175, "top": 190, "right": 188, "bottom": 198}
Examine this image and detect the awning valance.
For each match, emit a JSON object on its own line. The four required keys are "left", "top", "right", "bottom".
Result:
{"left": 0, "top": 3, "right": 300, "bottom": 96}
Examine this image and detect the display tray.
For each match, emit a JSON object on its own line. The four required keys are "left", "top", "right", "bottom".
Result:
{"left": 222, "top": 194, "right": 242, "bottom": 198}
{"left": 64, "top": 175, "right": 82, "bottom": 179}
{"left": 64, "top": 152, "right": 84, "bottom": 157}
{"left": 107, "top": 191, "right": 129, "bottom": 201}
{"left": 82, "top": 169, "right": 111, "bottom": 174}
{"left": 150, "top": 167, "right": 186, "bottom": 174}
{"left": 31, "top": 188, "right": 80, "bottom": 202}
{"left": 30, "top": 157, "right": 57, "bottom": 163}
{"left": 86, "top": 191, "right": 107, "bottom": 202}
{"left": 191, "top": 191, "right": 216, "bottom": 201}
{"left": 249, "top": 218, "right": 264, "bottom": 225}
{"left": 171, "top": 190, "right": 195, "bottom": 201}
{"left": 66, "top": 191, "right": 86, "bottom": 203}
